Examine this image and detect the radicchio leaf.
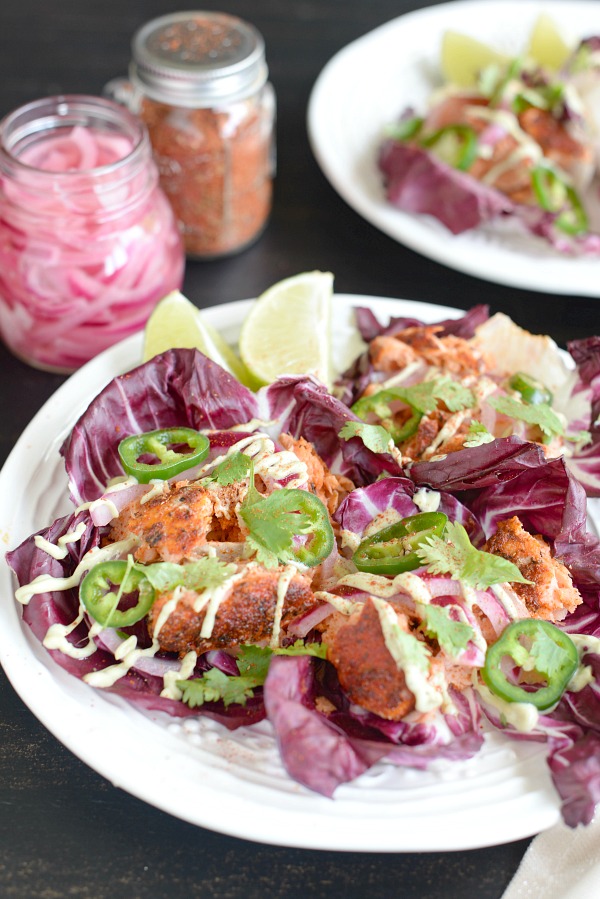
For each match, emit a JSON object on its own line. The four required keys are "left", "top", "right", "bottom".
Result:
{"left": 263, "top": 375, "right": 402, "bottom": 485}
{"left": 564, "top": 336, "right": 600, "bottom": 497}
{"left": 378, "top": 139, "right": 513, "bottom": 234}
{"left": 263, "top": 655, "right": 377, "bottom": 796}
{"left": 62, "top": 349, "right": 260, "bottom": 504}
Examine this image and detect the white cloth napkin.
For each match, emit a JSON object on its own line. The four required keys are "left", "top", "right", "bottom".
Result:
{"left": 502, "top": 815, "right": 600, "bottom": 899}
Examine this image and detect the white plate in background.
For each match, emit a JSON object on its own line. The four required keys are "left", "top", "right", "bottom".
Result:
{"left": 308, "top": 0, "right": 600, "bottom": 296}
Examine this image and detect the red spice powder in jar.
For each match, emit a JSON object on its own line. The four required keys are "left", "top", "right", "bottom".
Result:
{"left": 128, "top": 11, "right": 275, "bottom": 259}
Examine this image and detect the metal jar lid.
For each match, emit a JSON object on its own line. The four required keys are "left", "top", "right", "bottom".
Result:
{"left": 129, "top": 11, "right": 268, "bottom": 107}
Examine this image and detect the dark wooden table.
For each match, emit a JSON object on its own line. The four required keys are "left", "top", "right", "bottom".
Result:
{"left": 0, "top": 1, "right": 597, "bottom": 896}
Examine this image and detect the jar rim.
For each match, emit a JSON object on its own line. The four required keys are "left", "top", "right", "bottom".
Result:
{"left": 0, "top": 94, "right": 148, "bottom": 176}
{"left": 129, "top": 10, "right": 269, "bottom": 107}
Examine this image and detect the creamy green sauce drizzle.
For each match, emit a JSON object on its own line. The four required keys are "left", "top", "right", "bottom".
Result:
{"left": 74, "top": 476, "right": 139, "bottom": 521}
{"left": 372, "top": 598, "right": 443, "bottom": 713}
{"left": 43, "top": 607, "right": 97, "bottom": 659}
{"left": 153, "top": 593, "right": 183, "bottom": 638}
{"left": 362, "top": 507, "right": 405, "bottom": 539}
{"left": 340, "top": 529, "right": 361, "bottom": 554}
{"left": 140, "top": 480, "right": 170, "bottom": 504}
{"left": 474, "top": 676, "right": 540, "bottom": 733}
{"left": 15, "top": 536, "right": 139, "bottom": 606}
{"left": 313, "top": 590, "right": 360, "bottom": 616}
{"left": 412, "top": 487, "right": 441, "bottom": 513}
{"left": 84, "top": 638, "right": 162, "bottom": 688}
{"left": 197, "top": 432, "right": 309, "bottom": 489}
{"left": 227, "top": 418, "right": 277, "bottom": 432}
{"left": 198, "top": 570, "right": 246, "bottom": 639}
{"left": 336, "top": 570, "right": 433, "bottom": 605}
{"left": 34, "top": 520, "right": 88, "bottom": 561}
{"left": 270, "top": 565, "right": 296, "bottom": 649}
{"left": 567, "top": 634, "right": 600, "bottom": 692}
{"left": 161, "top": 650, "right": 198, "bottom": 700}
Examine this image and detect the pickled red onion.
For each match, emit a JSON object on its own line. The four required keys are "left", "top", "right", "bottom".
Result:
{"left": 0, "top": 123, "right": 184, "bottom": 372}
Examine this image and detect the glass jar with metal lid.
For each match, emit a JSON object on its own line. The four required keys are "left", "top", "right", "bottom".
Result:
{"left": 106, "top": 10, "right": 276, "bottom": 260}
{"left": 0, "top": 94, "right": 184, "bottom": 373}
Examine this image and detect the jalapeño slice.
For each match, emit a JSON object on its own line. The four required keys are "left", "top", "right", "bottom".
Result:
{"left": 118, "top": 427, "right": 210, "bottom": 483}
{"left": 80, "top": 560, "right": 155, "bottom": 628}
{"left": 482, "top": 619, "right": 578, "bottom": 711}
{"left": 353, "top": 511, "right": 448, "bottom": 576}
{"left": 508, "top": 372, "right": 553, "bottom": 406}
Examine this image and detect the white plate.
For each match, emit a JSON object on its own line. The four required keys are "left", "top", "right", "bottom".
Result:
{"left": 0, "top": 295, "right": 581, "bottom": 851}
{"left": 307, "top": 0, "right": 600, "bottom": 296}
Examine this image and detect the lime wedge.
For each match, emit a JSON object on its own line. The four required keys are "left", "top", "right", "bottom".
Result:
{"left": 440, "top": 30, "right": 509, "bottom": 87}
{"left": 238, "top": 271, "right": 334, "bottom": 388}
{"left": 142, "top": 290, "right": 256, "bottom": 386}
{"left": 526, "top": 14, "right": 572, "bottom": 71}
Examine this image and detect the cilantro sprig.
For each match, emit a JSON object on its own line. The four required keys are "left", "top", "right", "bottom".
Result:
{"left": 416, "top": 521, "right": 532, "bottom": 590}
{"left": 201, "top": 451, "right": 335, "bottom": 569}
{"left": 177, "top": 641, "right": 328, "bottom": 707}
{"left": 231, "top": 454, "right": 334, "bottom": 568}
{"left": 488, "top": 396, "right": 591, "bottom": 446}
{"left": 338, "top": 421, "right": 393, "bottom": 454}
{"left": 353, "top": 377, "right": 475, "bottom": 419}
{"left": 139, "top": 556, "right": 236, "bottom": 594}
{"left": 349, "top": 377, "right": 476, "bottom": 446}
{"left": 202, "top": 451, "right": 254, "bottom": 487}
{"left": 419, "top": 603, "right": 475, "bottom": 657}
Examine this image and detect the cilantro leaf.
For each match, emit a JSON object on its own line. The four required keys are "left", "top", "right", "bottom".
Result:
{"left": 274, "top": 640, "right": 328, "bottom": 660}
{"left": 242, "top": 495, "right": 312, "bottom": 551}
{"left": 488, "top": 395, "right": 564, "bottom": 443}
{"left": 140, "top": 557, "right": 236, "bottom": 594}
{"left": 140, "top": 561, "right": 185, "bottom": 592}
{"left": 235, "top": 644, "right": 273, "bottom": 681}
{"left": 203, "top": 451, "right": 253, "bottom": 487}
{"left": 243, "top": 534, "right": 281, "bottom": 569}
{"left": 420, "top": 603, "right": 474, "bottom": 657}
{"left": 433, "top": 377, "right": 476, "bottom": 413}
{"left": 338, "top": 421, "right": 393, "bottom": 453}
{"left": 416, "top": 521, "right": 532, "bottom": 589}
{"left": 240, "top": 488, "right": 331, "bottom": 567}
{"left": 392, "top": 381, "right": 440, "bottom": 414}
{"left": 463, "top": 419, "right": 495, "bottom": 447}
{"left": 386, "top": 378, "right": 475, "bottom": 414}
{"left": 177, "top": 641, "right": 327, "bottom": 708}
{"left": 182, "top": 557, "right": 237, "bottom": 591}
{"left": 529, "top": 627, "right": 577, "bottom": 678}
{"left": 236, "top": 640, "right": 327, "bottom": 677}
{"left": 177, "top": 668, "right": 259, "bottom": 707}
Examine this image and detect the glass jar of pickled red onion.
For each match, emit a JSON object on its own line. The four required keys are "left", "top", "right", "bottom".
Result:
{"left": 0, "top": 95, "right": 185, "bottom": 373}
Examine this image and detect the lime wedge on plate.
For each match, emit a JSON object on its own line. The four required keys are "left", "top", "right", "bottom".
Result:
{"left": 238, "top": 270, "right": 334, "bottom": 388}
{"left": 526, "top": 14, "right": 572, "bottom": 71}
{"left": 142, "top": 290, "right": 255, "bottom": 386}
{"left": 440, "top": 30, "right": 509, "bottom": 87}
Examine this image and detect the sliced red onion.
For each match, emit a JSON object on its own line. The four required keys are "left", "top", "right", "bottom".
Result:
{"left": 478, "top": 123, "right": 508, "bottom": 147}
{"left": 89, "top": 482, "right": 148, "bottom": 526}
{"left": 286, "top": 603, "right": 334, "bottom": 638}
{"left": 94, "top": 626, "right": 182, "bottom": 676}
{"left": 472, "top": 589, "right": 512, "bottom": 635}
{"left": 422, "top": 576, "right": 463, "bottom": 598}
